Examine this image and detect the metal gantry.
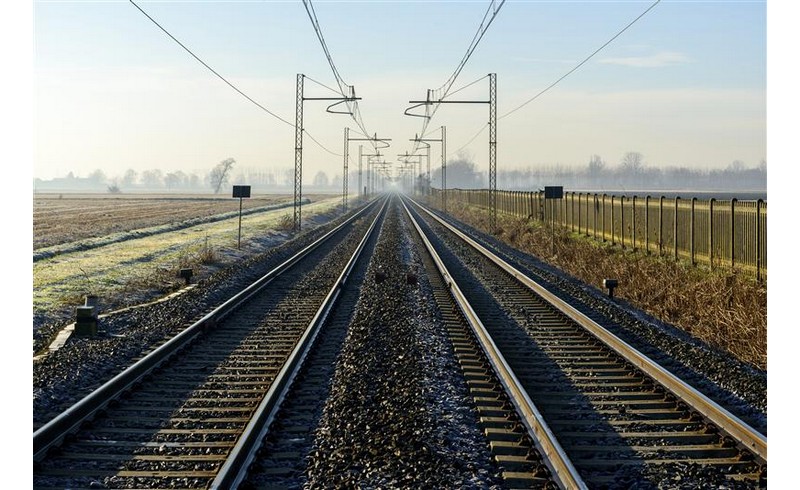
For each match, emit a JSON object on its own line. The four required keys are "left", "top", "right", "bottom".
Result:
{"left": 408, "top": 75, "right": 496, "bottom": 229}
{"left": 488, "top": 73, "right": 497, "bottom": 230}
{"left": 412, "top": 126, "right": 445, "bottom": 204}
{"left": 294, "top": 74, "right": 360, "bottom": 231}
{"left": 398, "top": 151, "right": 424, "bottom": 195}
{"left": 345, "top": 131, "right": 391, "bottom": 204}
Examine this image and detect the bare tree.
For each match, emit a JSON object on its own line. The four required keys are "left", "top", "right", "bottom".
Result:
{"left": 121, "top": 169, "right": 138, "bottom": 187}
{"left": 209, "top": 158, "right": 236, "bottom": 194}
{"left": 620, "top": 152, "right": 644, "bottom": 174}
{"left": 88, "top": 169, "right": 107, "bottom": 185}
{"left": 312, "top": 170, "right": 330, "bottom": 188}
{"left": 141, "top": 169, "right": 163, "bottom": 188}
{"left": 164, "top": 172, "right": 186, "bottom": 189}
{"left": 587, "top": 154, "right": 606, "bottom": 178}
{"left": 727, "top": 159, "right": 746, "bottom": 172}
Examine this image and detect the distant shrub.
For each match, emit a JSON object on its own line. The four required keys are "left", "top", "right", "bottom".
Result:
{"left": 276, "top": 214, "right": 294, "bottom": 232}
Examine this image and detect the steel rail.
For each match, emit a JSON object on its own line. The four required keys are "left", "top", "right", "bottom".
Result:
{"left": 409, "top": 197, "right": 767, "bottom": 463}
{"left": 400, "top": 198, "right": 587, "bottom": 490}
{"left": 212, "top": 197, "right": 389, "bottom": 488}
{"left": 33, "top": 199, "right": 380, "bottom": 462}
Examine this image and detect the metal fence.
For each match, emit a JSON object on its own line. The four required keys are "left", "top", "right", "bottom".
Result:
{"left": 435, "top": 188, "right": 767, "bottom": 280}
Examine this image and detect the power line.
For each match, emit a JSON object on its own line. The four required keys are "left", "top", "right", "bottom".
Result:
{"left": 501, "top": 0, "right": 662, "bottom": 120}
{"left": 302, "top": 0, "right": 377, "bottom": 151}
{"left": 411, "top": 0, "right": 506, "bottom": 154}
{"left": 129, "top": 0, "right": 294, "bottom": 128}
{"left": 302, "top": 0, "right": 349, "bottom": 97}
{"left": 450, "top": 123, "right": 488, "bottom": 157}
{"left": 129, "top": 0, "right": 341, "bottom": 157}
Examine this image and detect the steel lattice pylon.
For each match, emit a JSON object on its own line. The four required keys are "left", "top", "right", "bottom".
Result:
{"left": 294, "top": 74, "right": 304, "bottom": 232}
{"left": 489, "top": 73, "right": 497, "bottom": 231}
{"left": 343, "top": 127, "right": 349, "bottom": 212}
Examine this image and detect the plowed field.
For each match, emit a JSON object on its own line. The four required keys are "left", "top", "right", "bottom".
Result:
{"left": 33, "top": 193, "right": 308, "bottom": 249}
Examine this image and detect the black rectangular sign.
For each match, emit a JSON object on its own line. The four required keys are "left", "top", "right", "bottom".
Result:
{"left": 544, "top": 186, "right": 563, "bottom": 199}
{"left": 232, "top": 185, "right": 251, "bottom": 198}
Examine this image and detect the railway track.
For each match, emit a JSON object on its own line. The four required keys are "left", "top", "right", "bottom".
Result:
{"left": 402, "top": 196, "right": 766, "bottom": 488}
{"left": 33, "top": 198, "right": 387, "bottom": 489}
{"left": 33, "top": 194, "right": 766, "bottom": 489}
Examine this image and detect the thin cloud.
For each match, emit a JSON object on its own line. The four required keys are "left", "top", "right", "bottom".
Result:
{"left": 598, "top": 51, "right": 691, "bottom": 68}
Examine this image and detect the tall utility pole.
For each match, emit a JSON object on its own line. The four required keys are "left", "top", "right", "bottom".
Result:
{"left": 363, "top": 150, "right": 383, "bottom": 197}
{"left": 294, "top": 74, "right": 303, "bottom": 232}
{"left": 342, "top": 127, "right": 349, "bottom": 213}
{"left": 294, "top": 74, "right": 360, "bottom": 231}
{"left": 488, "top": 73, "right": 497, "bottom": 230}
{"left": 345, "top": 131, "right": 391, "bottom": 202}
{"left": 398, "top": 152, "right": 423, "bottom": 195}
{"left": 412, "top": 126, "right": 445, "bottom": 206}
{"left": 408, "top": 74, "right": 495, "bottom": 227}
{"left": 358, "top": 145, "right": 363, "bottom": 199}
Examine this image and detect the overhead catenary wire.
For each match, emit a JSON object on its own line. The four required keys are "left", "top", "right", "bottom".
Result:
{"left": 501, "top": 0, "right": 662, "bottom": 119}
{"left": 129, "top": 0, "right": 292, "bottom": 127}
{"left": 447, "top": 0, "right": 662, "bottom": 156}
{"left": 411, "top": 0, "right": 506, "bottom": 154}
{"left": 128, "top": 0, "right": 341, "bottom": 156}
{"left": 302, "top": 0, "right": 379, "bottom": 152}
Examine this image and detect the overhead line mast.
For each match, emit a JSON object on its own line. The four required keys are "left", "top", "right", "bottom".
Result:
{"left": 409, "top": 75, "right": 495, "bottom": 229}
{"left": 294, "top": 75, "right": 360, "bottom": 231}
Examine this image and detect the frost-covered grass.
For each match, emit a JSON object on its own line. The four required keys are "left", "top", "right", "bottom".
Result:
{"left": 33, "top": 195, "right": 347, "bottom": 329}
{"left": 439, "top": 200, "right": 767, "bottom": 370}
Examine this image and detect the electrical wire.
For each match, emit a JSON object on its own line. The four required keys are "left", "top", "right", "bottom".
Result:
{"left": 129, "top": 0, "right": 294, "bottom": 128}
{"left": 444, "top": 0, "right": 661, "bottom": 157}
{"left": 410, "top": 0, "right": 506, "bottom": 154}
{"left": 449, "top": 123, "right": 488, "bottom": 157}
{"left": 501, "top": 0, "right": 662, "bottom": 119}
{"left": 128, "top": 0, "right": 341, "bottom": 157}
{"left": 302, "top": 0, "right": 379, "bottom": 152}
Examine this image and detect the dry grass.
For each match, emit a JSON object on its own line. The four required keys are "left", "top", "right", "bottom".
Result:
{"left": 32, "top": 194, "right": 344, "bottom": 328}
{"left": 443, "top": 201, "right": 767, "bottom": 370}
{"left": 32, "top": 193, "right": 335, "bottom": 250}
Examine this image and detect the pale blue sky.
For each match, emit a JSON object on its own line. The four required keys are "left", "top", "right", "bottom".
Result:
{"left": 31, "top": 0, "right": 767, "bottom": 181}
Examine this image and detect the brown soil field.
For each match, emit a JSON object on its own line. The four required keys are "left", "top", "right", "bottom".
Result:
{"left": 33, "top": 193, "right": 331, "bottom": 250}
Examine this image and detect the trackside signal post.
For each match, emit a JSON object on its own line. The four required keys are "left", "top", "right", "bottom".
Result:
{"left": 545, "top": 186, "right": 563, "bottom": 256}
{"left": 233, "top": 185, "right": 251, "bottom": 249}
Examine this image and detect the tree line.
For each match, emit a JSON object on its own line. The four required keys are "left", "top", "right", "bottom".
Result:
{"left": 34, "top": 159, "right": 347, "bottom": 193}
{"left": 427, "top": 152, "right": 766, "bottom": 192}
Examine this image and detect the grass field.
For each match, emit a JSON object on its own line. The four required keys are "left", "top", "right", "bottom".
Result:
{"left": 32, "top": 192, "right": 345, "bottom": 336}
{"left": 32, "top": 192, "right": 767, "bottom": 370}
{"left": 438, "top": 199, "right": 767, "bottom": 370}
{"left": 32, "top": 193, "right": 333, "bottom": 249}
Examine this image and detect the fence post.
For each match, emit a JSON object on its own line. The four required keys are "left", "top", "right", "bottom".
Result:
{"left": 645, "top": 196, "right": 650, "bottom": 254}
{"left": 620, "top": 195, "right": 623, "bottom": 249}
{"left": 757, "top": 199, "right": 763, "bottom": 281}
{"left": 674, "top": 197, "right": 680, "bottom": 261}
{"left": 602, "top": 194, "right": 607, "bottom": 242}
{"left": 709, "top": 198, "right": 715, "bottom": 268}
{"left": 691, "top": 197, "right": 696, "bottom": 265}
{"left": 731, "top": 198, "right": 737, "bottom": 269}
{"left": 632, "top": 195, "right": 637, "bottom": 251}
{"left": 610, "top": 195, "right": 616, "bottom": 246}
{"left": 593, "top": 194, "right": 598, "bottom": 240}
{"left": 659, "top": 196, "right": 665, "bottom": 256}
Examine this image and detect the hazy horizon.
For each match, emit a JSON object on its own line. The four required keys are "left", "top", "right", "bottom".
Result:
{"left": 33, "top": 1, "right": 766, "bottom": 182}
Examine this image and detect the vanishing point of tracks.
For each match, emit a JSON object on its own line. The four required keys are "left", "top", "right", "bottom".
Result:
{"left": 33, "top": 195, "right": 766, "bottom": 489}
